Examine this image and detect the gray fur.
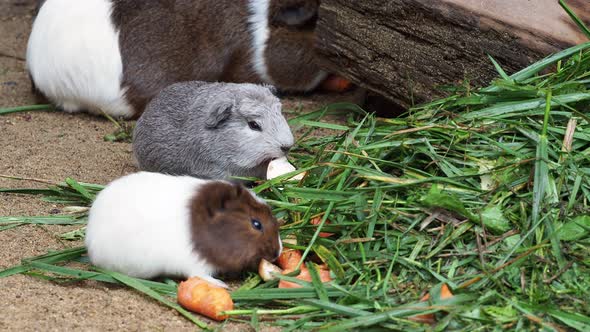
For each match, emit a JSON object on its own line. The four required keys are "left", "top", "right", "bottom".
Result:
{"left": 133, "top": 81, "right": 295, "bottom": 180}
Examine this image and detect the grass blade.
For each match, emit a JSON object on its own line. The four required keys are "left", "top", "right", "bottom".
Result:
{"left": 559, "top": 0, "right": 590, "bottom": 40}
{"left": 100, "top": 268, "right": 209, "bottom": 329}
{"left": 0, "top": 104, "right": 54, "bottom": 115}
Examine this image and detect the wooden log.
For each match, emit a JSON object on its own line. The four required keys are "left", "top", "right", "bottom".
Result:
{"left": 315, "top": 0, "right": 590, "bottom": 109}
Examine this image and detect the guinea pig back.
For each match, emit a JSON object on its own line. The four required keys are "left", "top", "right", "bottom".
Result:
{"left": 27, "top": 0, "right": 326, "bottom": 117}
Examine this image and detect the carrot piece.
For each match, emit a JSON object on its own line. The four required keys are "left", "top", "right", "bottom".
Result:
{"left": 277, "top": 249, "right": 303, "bottom": 270}
{"left": 320, "top": 75, "right": 354, "bottom": 92}
{"left": 310, "top": 216, "right": 334, "bottom": 238}
{"left": 409, "top": 294, "right": 435, "bottom": 324}
{"left": 279, "top": 265, "right": 310, "bottom": 289}
{"left": 278, "top": 264, "right": 332, "bottom": 289}
{"left": 177, "top": 277, "right": 234, "bottom": 321}
{"left": 439, "top": 283, "right": 453, "bottom": 300}
{"left": 409, "top": 312, "right": 437, "bottom": 325}
{"left": 409, "top": 284, "right": 453, "bottom": 324}
{"left": 276, "top": 249, "right": 332, "bottom": 288}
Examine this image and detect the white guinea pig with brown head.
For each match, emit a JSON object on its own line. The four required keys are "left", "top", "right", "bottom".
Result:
{"left": 84, "top": 172, "right": 282, "bottom": 287}
{"left": 27, "top": 0, "right": 326, "bottom": 118}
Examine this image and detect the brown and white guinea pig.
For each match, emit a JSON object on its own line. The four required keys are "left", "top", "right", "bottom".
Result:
{"left": 84, "top": 172, "right": 282, "bottom": 287}
{"left": 26, "top": 0, "right": 326, "bottom": 119}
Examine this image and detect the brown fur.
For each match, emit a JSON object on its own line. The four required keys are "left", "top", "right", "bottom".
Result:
{"left": 188, "top": 181, "right": 281, "bottom": 275}
{"left": 110, "top": 0, "right": 323, "bottom": 117}
{"left": 268, "top": 0, "right": 318, "bottom": 28}
{"left": 266, "top": 0, "right": 323, "bottom": 90}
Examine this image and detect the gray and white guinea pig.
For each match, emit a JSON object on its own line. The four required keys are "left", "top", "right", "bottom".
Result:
{"left": 84, "top": 172, "right": 283, "bottom": 287}
{"left": 133, "top": 81, "right": 294, "bottom": 180}
{"left": 27, "top": 0, "right": 326, "bottom": 119}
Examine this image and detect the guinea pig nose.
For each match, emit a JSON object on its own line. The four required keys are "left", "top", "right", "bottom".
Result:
{"left": 280, "top": 145, "right": 292, "bottom": 153}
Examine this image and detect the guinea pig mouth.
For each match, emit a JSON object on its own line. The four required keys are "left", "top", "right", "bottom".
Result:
{"left": 259, "top": 158, "right": 275, "bottom": 169}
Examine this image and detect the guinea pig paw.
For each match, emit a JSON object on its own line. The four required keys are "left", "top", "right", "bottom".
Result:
{"left": 201, "top": 276, "right": 229, "bottom": 289}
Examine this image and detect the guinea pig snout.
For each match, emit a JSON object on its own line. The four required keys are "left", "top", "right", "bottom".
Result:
{"left": 280, "top": 145, "right": 292, "bottom": 154}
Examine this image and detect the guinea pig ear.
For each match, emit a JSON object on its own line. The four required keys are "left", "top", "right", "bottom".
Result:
{"left": 203, "top": 182, "right": 241, "bottom": 218}
{"left": 232, "top": 183, "right": 253, "bottom": 202}
{"left": 205, "top": 100, "right": 235, "bottom": 129}
{"left": 275, "top": 3, "right": 318, "bottom": 28}
{"left": 263, "top": 84, "right": 278, "bottom": 96}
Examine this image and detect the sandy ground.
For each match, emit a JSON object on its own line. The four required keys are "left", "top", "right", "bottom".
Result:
{"left": 0, "top": 1, "right": 362, "bottom": 330}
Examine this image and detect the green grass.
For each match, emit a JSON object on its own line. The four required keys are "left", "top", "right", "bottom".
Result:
{"left": 2, "top": 3, "right": 590, "bottom": 331}
{"left": 0, "top": 104, "right": 53, "bottom": 115}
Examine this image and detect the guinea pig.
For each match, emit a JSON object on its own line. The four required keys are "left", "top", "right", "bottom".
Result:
{"left": 84, "top": 171, "right": 283, "bottom": 288}
{"left": 133, "top": 81, "right": 294, "bottom": 180}
{"left": 26, "top": 0, "right": 327, "bottom": 118}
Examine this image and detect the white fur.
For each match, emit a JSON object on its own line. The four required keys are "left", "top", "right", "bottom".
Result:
{"left": 27, "top": 0, "right": 133, "bottom": 118}
{"left": 247, "top": 0, "right": 274, "bottom": 85}
{"left": 84, "top": 172, "right": 225, "bottom": 287}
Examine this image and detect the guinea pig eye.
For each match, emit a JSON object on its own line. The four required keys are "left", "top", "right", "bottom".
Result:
{"left": 248, "top": 121, "right": 262, "bottom": 131}
{"left": 251, "top": 218, "right": 263, "bottom": 232}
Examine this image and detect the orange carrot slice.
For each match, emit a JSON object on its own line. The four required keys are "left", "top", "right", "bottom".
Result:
{"left": 276, "top": 249, "right": 332, "bottom": 288}
{"left": 277, "top": 249, "right": 303, "bottom": 270}
{"left": 439, "top": 284, "right": 453, "bottom": 300}
{"left": 409, "top": 284, "right": 453, "bottom": 324}
{"left": 320, "top": 75, "right": 354, "bottom": 92}
{"left": 409, "top": 312, "right": 437, "bottom": 325}
{"left": 310, "top": 216, "right": 334, "bottom": 238}
{"left": 177, "top": 277, "right": 234, "bottom": 321}
{"left": 279, "top": 264, "right": 332, "bottom": 288}
{"left": 279, "top": 265, "right": 310, "bottom": 289}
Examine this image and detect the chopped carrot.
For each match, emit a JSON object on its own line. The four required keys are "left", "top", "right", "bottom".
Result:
{"left": 439, "top": 283, "right": 453, "bottom": 300}
{"left": 409, "top": 284, "right": 453, "bottom": 324}
{"left": 277, "top": 249, "right": 303, "bottom": 270}
{"left": 275, "top": 249, "right": 332, "bottom": 288}
{"left": 279, "top": 264, "right": 311, "bottom": 289}
{"left": 409, "top": 311, "right": 437, "bottom": 325}
{"left": 310, "top": 216, "right": 334, "bottom": 238}
{"left": 320, "top": 75, "right": 354, "bottom": 92}
{"left": 177, "top": 277, "right": 234, "bottom": 321}
{"left": 278, "top": 264, "right": 332, "bottom": 288}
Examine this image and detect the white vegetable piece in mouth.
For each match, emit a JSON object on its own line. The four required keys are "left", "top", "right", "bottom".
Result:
{"left": 258, "top": 259, "right": 283, "bottom": 281}
{"left": 266, "top": 157, "right": 304, "bottom": 180}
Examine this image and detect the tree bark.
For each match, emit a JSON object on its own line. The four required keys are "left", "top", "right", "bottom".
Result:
{"left": 315, "top": 0, "right": 590, "bottom": 109}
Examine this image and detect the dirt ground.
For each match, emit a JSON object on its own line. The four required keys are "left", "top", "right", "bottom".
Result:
{"left": 0, "top": 1, "right": 362, "bottom": 331}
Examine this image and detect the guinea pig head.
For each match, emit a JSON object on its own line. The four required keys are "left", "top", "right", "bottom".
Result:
{"left": 268, "top": 0, "right": 319, "bottom": 29}
{"left": 203, "top": 84, "right": 295, "bottom": 178}
{"left": 264, "top": 0, "right": 327, "bottom": 91}
{"left": 189, "top": 181, "right": 282, "bottom": 275}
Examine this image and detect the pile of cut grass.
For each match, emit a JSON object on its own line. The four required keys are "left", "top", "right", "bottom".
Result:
{"left": 2, "top": 6, "right": 590, "bottom": 332}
